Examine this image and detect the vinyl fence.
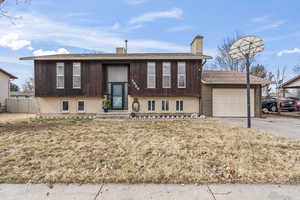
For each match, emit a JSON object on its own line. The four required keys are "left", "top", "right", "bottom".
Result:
{"left": 6, "top": 98, "right": 38, "bottom": 113}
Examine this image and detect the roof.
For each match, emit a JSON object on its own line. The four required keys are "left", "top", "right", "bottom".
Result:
{"left": 279, "top": 74, "right": 300, "bottom": 88}
{"left": 20, "top": 53, "right": 212, "bottom": 61}
{"left": 0, "top": 68, "right": 17, "bottom": 79}
{"left": 202, "top": 70, "right": 270, "bottom": 85}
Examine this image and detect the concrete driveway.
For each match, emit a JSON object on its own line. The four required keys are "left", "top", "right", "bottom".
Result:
{"left": 214, "top": 116, "right": 300, "bottom": 139}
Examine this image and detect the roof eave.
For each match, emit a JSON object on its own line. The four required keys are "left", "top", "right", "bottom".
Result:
{"left": 202, "top": 82, "right": 268, "bottom": 86}
{"left": 20, "top": 55, "right": 213, "bottom": 61}
{"left": 0, "top": 69, "right": 17, "bottom": 79}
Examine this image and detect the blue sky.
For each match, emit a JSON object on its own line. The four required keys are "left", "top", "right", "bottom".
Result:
{"left": 1, "top": 0, "right": 300, "bottom": 86}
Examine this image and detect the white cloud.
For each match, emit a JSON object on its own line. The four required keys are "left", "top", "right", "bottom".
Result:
{"left": 33, "top": 48, "right": 70, "bottom": 56}
{"left": 251, "top": 16, "right": 269, "bottom": 23}
{"left": 251, "top": 20, "right": 286, "bottom": 33}
{"left": 129, "top": 8, "right": 183, "bottom": 25}
{"left": 126, "top": 0, "right": 146, "bottom": 5}
{"left": 0, "top": 33, "right": 32, "bottom": 50}
{"left": 0, "top": 12, "right": 187, "bottom": 53}
{"left": 277, "top": 48, "right": 300, "bottom": 56}
{"left": 167, "top": 25, "right": 192, "bottom": 32}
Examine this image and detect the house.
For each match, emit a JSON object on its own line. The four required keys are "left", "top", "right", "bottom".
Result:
{"left": 279, "top": 74, "right": 300, "bottom": 97}
{"left": 20, "top": 35, "right": 268, "bottom": 117}
{"left": 0, "top": 68, "right": 17, "bottom": 111}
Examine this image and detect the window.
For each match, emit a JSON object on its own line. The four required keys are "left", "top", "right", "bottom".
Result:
{"left": 176, "top": 100, "right": 183, "bottom": 112}
{"left": 148, "top": 100, "right": 155, "bottom": 111}
{"left": 73, "top": 62, "right": 81, "bottom": 89}
{"left": 162, "top": 62, "right": 171, "bottom": 88}
{"left": 161, "top": 100, "right": 169, "bottom": 111}
{"left": 61, "top": 101, "right": 69, "bottom": 112}
{"left": 147, "top": 62, "right": 156, "bottom": 88}
{"left": 177, "top": 62, "right": 186, "bottom": 88}
{"left": 77, "top": 100, "right": 85, "bottom": 112}
{"left": 56, "top": 63, "right": 64, "bottom": 89}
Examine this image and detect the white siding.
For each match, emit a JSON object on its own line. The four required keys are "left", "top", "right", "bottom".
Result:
{"left": 0, "top": 72, "right": 10, "bottom": 105}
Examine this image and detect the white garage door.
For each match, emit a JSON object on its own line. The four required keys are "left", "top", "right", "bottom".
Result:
{"left": 213, "top": 88, "right": 255, "bottom": 117}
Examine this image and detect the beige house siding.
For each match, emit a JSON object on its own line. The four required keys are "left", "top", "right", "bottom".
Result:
{"left": 254, "top": 85, "right": 262, "bottom": 118}
{"left": 287, "top": 79, "right": 300, "bottom": 88}
{"left": 128, "top": 96, "right": 199, "bottom": 113}
{"left": 201, "top": 84, "right": 262, "bottom": 117}
{"left": 201, "top": 84, "right": 212, "bottom": 116}
{"left": 37, "top": 97, "right": 104, "bottom": 114}
{"left": 0, "top": 72, "right": 10, "bottom": 105}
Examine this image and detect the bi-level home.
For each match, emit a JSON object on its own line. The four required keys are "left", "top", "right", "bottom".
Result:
{"left": 20, "top": 36, "right": 268, "bottom": 117}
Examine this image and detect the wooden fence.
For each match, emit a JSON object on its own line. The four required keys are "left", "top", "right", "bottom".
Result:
{"left": 6, "top": 98, "right": 38, "bottom": 113}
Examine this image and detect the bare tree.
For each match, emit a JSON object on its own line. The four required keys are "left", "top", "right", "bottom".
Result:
{"left": 265, "top": 72, "right": 274, "bottom": 97}
{"left": 213, "top": 32, "right": 251, "bottom": 72}
{"left": 293, "top": 65, "right": 300, "bottom": 75}
{"left": 250, "top": 64, "right": 267, "bottom": 78}
{"left": 10, "top": 82, "right": 19, "bottom": 92}
{"left": 22, "top": 77, "right": 34, "bottom": 93}
{"left": 0, "top": 0, "right": 30, "bottom": 22}
{"left": 274, "top": 66, "right": 286, "bottom": 97}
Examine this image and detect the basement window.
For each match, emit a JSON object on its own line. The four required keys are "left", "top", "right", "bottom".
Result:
{"left": 161, "top": 100, "right": 169, "bottom": 111}
{"left": 176, "top": 100, "right": 183, "bottom": 112}
{"left": 61, "top": 101, "right": 69, "bottom": 112}
{"left": 148, "top": 100, "right": 155, "bottom": 111}
{"left": 77, "top": 100, "right": 85, "bottom": 112}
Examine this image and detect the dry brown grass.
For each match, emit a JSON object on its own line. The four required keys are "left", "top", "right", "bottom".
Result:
{"left": 0, "top": 119, "right": 299, "bottom": 184}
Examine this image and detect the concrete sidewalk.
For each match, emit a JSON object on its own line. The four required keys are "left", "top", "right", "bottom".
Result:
{"left": 0, "top": 184, "right": 299, "bottom": 200}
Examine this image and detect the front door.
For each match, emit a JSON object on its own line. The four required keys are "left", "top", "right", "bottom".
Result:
{"left": 111, "top": 83, "right": 124, "bottom": 110}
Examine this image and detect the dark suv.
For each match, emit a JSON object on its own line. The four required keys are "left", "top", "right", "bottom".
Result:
{"left": 262, "top": 97, "right": 296, "bottom": 112}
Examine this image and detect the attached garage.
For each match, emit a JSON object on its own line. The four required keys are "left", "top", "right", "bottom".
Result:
{"left": 201, "top": 70, "right": 269, "bottom": 118}
{"left": 212, "top": 88, "right": 254, "bottom": 117}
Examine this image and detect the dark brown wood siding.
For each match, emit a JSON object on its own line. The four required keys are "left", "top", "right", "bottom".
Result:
{"left": 129, "top": 60, "right": 202, "bottom": 97}
{"left": 34, "top": 59, "right": 202, "bottom": 97}
{"left": 35, "top": 60, "right": 103, "bottom": 97}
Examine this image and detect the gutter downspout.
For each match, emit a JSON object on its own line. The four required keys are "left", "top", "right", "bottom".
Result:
{"left": 199, "top": 59, "right": 207, "bottom": 116}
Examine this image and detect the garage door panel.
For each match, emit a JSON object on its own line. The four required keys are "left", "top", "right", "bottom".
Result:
{"left": 213, "top": 88, "right": 254, "bottom": 117}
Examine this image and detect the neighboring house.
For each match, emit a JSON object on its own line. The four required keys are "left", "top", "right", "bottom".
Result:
{"left": 279, "top": 74, "right": 300, "bottom": 97}
{"left": 20, "top": 35, "right": 268, "bottom": 117}
{"left": 0, "top": 68, "right": 17, "bottom": 109}
{"left": 10, "top": 91, "right": 34, "bottom": 98}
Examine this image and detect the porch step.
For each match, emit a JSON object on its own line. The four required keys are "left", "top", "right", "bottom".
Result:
{"left": 95, "top": 112, "right": 130, "bottom": 119}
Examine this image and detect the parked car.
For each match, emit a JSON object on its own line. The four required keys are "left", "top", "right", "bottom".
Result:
{"left": 287, "top": 97, "right": 300, "bottom": 111}
{"left": 262, "top": 97, "right": 297, "bottom": 112}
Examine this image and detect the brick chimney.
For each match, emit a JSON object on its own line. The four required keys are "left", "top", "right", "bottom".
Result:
{"left": 116, "top": 47, "right": 126, "bottom": 54}
{"left": 190, "top": 35, "right": 204, "bottom": 55}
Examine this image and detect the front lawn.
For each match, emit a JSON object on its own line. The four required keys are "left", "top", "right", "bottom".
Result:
{"left": 0, "top": 119, "right": 299, "bottom": 184}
